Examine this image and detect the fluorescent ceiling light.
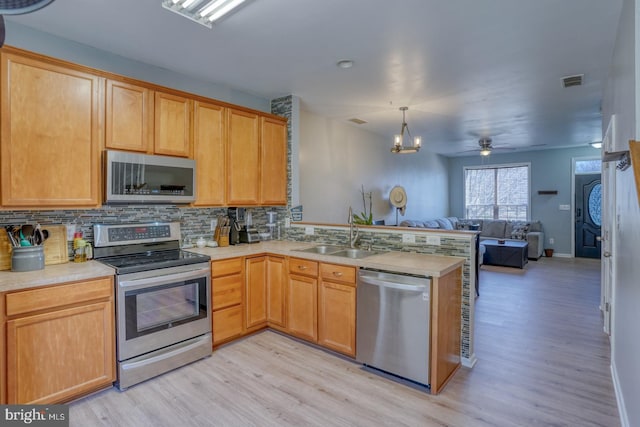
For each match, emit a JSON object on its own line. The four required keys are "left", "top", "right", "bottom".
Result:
{"left": 162, "top": 0, "right": 249, "bottom": 28}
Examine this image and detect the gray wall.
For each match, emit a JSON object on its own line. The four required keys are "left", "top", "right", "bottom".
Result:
{"left": 5, "top": 21, "right": 270, "bottom": 112}
{"left": 299, "top": 110, "right": 450, "bottom": 225}
{"left": 447, "top": 146, "right": 598, "bottom": 255}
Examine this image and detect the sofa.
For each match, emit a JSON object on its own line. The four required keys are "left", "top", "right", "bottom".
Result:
{"left": 400, "top": 217, "right": 544, "bottom": 260}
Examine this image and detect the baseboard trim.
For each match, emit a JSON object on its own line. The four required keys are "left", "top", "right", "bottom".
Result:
{"left": 552, "top": 252, "right": 572, "bottom": 258}
{"left": 461, "top": 353, "right": 477, "bottom": 368}
{"left": 611, "top": 361, "right": 630, "bottom": 427}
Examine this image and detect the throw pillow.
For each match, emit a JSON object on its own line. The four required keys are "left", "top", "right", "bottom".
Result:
{"left": 456, "top": 219, "right": 473, "bottom": 230}
{"left": 510, "top": 223, "right": 530, "bottom": 240}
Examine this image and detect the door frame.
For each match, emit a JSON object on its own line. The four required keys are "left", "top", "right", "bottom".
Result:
{"left": 570, "top": 156, "right": 602, "bottom": 257}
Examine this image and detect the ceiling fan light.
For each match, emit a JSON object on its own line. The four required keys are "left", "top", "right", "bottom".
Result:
{"left": 480, "top": 148, "right": 491, "bottom": 156}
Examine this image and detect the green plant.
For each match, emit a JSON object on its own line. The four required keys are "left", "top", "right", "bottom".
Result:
{"left": 353, "top": 185, "right": 373, "bottom": 225}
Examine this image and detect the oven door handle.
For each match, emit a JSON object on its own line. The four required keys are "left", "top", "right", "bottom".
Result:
{"left": 118, "top": 268, "right": 210, "bottom": 291}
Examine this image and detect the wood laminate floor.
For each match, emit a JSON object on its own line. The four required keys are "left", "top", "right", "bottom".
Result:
{"left": 70, "top": 257, "right": 620, "bottom": 427}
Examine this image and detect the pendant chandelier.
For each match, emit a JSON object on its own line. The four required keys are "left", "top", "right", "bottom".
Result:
{"left": 390, "top": 107, "right": 421, "bottom": 154}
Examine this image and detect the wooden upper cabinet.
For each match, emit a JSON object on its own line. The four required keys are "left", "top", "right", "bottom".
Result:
{"left": 193, "top": 101, "right": 226, "bottom": 206}
{"left": 227, "top": 108, "right": 260, "bottom": 205}
{"left": 105, "top": 79, "right": 153, "bottom": 153}
{"left": 260, "top": 117, "right": 287, "bottom": 205}
{"left": 154, "top": 91, "right": 192, "bottom": 157}
{"left": 0, "top": 52, "right": 101, "bottom": 208}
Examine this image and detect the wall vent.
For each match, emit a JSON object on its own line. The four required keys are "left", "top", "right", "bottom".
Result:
{"left": 562, "top": 74, "right": 584, "bottom": 88}
{"left": 348, "top": 118, "right": 367, "bottom": 125}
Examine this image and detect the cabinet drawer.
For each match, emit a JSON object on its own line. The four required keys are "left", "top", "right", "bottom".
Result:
{"left": 213, "top": 305, "right": 243, "bottom": 344}
{"left": 211, "top": 258, "right": 243, "bottom": 277}
{"left": 6, "top": 277, "right": 113, "bottom": 317}
{"left": 288, "top": 257, "right": 318, "bottom": 277}
{"left": 320, "top": 263, "right": 356, "bottom": 285}
{"left": 212, "top": 274, "right": 243, "bottom": 310}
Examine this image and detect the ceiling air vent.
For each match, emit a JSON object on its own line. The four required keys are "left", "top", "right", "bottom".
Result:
{"left": 562, "top": 74, "right": 584, "bottom": 88}
{"left": 348, "top": 118, "right": 367, "bottom": 125}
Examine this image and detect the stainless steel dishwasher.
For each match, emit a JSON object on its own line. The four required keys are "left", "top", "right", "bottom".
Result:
{"left": 356, "top": 268, "right": 432, "bottom": 386}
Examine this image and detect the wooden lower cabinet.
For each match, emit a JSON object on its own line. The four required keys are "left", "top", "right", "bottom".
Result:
{"left": 4, "top": 277, "right": 115, "bottom": 404}
{"left": 266, "top": 256, "right": 286, "bottom": 327}
{"left": 287, "top": 274, "right": 318, "bottom": 342}
{"left": 245, "top": 257, "right": 268, "bottom": 330}
{"left": 318, "top": 263, "right": 357, "bottom": 357}
{"left": 212, "top": 305, "right": 243, "bottom": 344}
{"left": 211, "top": 258, "right": 244, "bottom": 347}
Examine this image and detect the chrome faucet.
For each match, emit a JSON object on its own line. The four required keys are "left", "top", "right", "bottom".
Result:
{"left": 348, "top": 206, "right": 359, "bottom": 248}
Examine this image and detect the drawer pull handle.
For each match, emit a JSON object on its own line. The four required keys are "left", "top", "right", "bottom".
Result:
{"left": 298, "top": 265, "right": 307, "bottom": 270}
{"left": 332, "top": 271, "right": 343, "bottom": 277}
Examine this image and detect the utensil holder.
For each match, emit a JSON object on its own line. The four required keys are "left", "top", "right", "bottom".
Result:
{"left": 11, "top": 245, "right": 45, "bottom": 272}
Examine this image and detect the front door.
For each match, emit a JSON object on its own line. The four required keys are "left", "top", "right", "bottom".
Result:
{"left": 575, "top": 173, "right": 601, "bottom": 258}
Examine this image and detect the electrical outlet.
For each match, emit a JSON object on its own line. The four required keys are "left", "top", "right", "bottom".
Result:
{"left": 210, "top": 219, "right": 217, "bottom": 231}
{"left": 304, "top": 226, "right": 315, "bottom": 235}
{"left": 549, "top": 237, "right": 555, "bottom": 245}
{"left": 426, "top": 235, "right": 441, "bottom": 246}
{"left": 402, "top": 234, "right": 416, "bottom": 244}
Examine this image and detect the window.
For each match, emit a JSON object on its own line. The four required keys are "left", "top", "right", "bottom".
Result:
{"left": 464, "top": 164, "right": 530, "bottom": 220}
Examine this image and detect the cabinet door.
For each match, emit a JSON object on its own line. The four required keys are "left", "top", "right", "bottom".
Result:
{"left": 267, "top": 256, "right": 286, "bottom": 327}
{"left": 287, "top": 274, "right": 317, "bottom": 342}
{"left": 245, "top": 257, "right": 267, "bottom": 329}
{"left": 154, "top": 91, "right": 191, "bottom": 157}
{"left": 105, "top": 79, "right": 153, "bottom": 152}
{"left": 227, "top": 108, "right": 260, "bottom": 205}
{"left": 193, "top": 101, "right": 226, "bottom": 206}
{"left": 213, "top": 305, "right": 243, "bottom": 346}
{"left": 318, "top": 280, "right": 356, "bottom": 357}
{"left": 0, "top": 52, "right": 101, "bottom": 207}
{"left": 260, "top": 117, "right": 287, "bottom": 205}
{"left": 6, "top": 301, "right": 115, "bottom": 404}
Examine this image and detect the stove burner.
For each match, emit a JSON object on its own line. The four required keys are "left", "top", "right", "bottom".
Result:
{"left": 99, "top": 249, "right": 210, "bottom": 275}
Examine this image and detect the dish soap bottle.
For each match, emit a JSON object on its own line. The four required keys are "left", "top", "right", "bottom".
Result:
{"left": 73, "top": 232, "right": 88, "bottom": 263}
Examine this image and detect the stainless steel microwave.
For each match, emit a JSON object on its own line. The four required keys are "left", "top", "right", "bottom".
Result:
{"left": 105, "top": 150, "right": 196, "bottom": 204}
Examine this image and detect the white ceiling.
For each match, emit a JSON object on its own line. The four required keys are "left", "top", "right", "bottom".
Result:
{"left": 6, "top": 0, "right": 624, "bottom": 156}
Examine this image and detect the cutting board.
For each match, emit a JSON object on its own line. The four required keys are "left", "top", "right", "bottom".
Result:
{"left": 0, "top": 225, "right": 69, "bottom": 271}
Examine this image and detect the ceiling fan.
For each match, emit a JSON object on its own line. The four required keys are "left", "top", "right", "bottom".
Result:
{"left": 0, "top": 0, "right": 57, "bottom": 47}
{"left": 461, "top": 137, "right": 546, "bottom": 156}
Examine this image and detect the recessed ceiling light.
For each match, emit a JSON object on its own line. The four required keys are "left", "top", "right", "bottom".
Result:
{"left": 590, "top": 141, "right": 602, "bottom": 149}
{"left": 336, "top": 60, "right": 354, "bottom": 69}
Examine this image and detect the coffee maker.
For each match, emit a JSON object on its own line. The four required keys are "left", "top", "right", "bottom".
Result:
{"left": 227, "top": 207, "right": 244, "bottom": 245}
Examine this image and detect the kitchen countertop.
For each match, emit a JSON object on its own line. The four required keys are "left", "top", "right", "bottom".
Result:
{"left": 0, "top": 240, "right": 464, "bottom": 293}
{"left": 186, "top": 240, "right": 465, "bottom": 278}
{"left": 0, "top": 261, "right": 115, "bottom": 293}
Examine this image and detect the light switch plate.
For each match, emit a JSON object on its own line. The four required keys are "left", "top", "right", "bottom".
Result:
{"left": 559, "top": 204, "right": 571, "bottom": 211}
{"left": 304, "top": 226, "right": 315, "bottom": 235}
{"left": 426, "top": 235, "right": 441, "bottom": 246}
{"left": 402, "top": 234, "right": 416, "bottom": 244}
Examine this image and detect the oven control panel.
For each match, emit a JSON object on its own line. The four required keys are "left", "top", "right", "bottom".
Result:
{"left": 94, "top": 222, "right": 181, "bottom": 247}
{"left": 108, "top": 225, "right": 171, "bottom": 242}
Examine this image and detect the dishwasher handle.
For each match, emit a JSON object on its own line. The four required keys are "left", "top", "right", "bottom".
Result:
{"left": 359, "top": 275, "right": 429, "bottom": 292}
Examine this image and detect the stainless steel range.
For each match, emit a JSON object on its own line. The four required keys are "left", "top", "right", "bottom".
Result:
{"left": 93, "top": 222, "right": 212, "bottom": 391}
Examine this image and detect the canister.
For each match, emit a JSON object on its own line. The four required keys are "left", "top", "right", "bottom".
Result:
{"left": 11, "top": 245, "right": 45, "bottom": 272}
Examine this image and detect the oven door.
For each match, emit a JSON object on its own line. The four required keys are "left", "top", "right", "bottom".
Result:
{"left": 116, "top": 264, "right": 211, "bottom": 361}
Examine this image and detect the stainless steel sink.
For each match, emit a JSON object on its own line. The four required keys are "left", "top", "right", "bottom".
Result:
{"left": 294, "top": 244, "right": 344, "bottom": 255}
{"left": 330, "top": 248, "right": 379, "bottom": 259}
